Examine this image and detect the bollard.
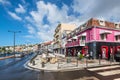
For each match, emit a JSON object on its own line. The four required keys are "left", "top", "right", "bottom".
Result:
{"left": 32, "top": 60, "right": 35, "bottom": 65}
{"left": 99, "top": 54, "right": 101, "bottom": 65}
{"left": 86, "top": 57, "right": 88, "bottom": 67}
{"left": 41, "top": 62, "right": 45, "bottom": 68}
{"left": 67, "top": 57, "right": 71, "bottom": 63}
{"left": 57, "top": 59, "right": 60, "bottom": 69}
{"left": 76, "top": 57, "right": 78, "bottom": 67}
{"left": 110, "top": 54, "right": 112, "bottom": 65}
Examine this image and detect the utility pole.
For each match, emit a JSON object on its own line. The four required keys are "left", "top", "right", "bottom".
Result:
{"left": 8, "top": 30, "right": 21, "bottom": 57}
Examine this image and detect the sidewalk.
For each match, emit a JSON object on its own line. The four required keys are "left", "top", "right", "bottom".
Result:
{"left": 27, "top": 54, "right": 120, "bottom": 72}
{"left": 0, "top": 55, "right": 14, "bottom": 60}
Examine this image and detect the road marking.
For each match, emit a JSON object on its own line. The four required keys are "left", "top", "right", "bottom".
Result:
{"left": 88, "top": 65, "right": 120, "bottom": 71}
{"left": 114, "top": 78, "right": 120, "bottom": 80}
{"left": 98, "top": 70, "right": 120, "bottom": 76}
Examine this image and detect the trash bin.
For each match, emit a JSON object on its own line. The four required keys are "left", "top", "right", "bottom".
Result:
{"left": 32, "top": 60, "right": 35, "bottom": 65}
{"left": 41, "top": 62, "right": 45, "bottom": 68}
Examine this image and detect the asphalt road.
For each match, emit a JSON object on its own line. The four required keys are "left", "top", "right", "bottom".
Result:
{"left": 0, "top": 53, "right": 120, "bottom": 80}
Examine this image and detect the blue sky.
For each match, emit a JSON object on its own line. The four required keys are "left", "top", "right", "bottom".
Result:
{"left": 0, "top": 0, "right": 120, "bottom": 46}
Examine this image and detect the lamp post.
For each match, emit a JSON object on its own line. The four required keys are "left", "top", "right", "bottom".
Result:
{"left": 8, "top": 30, "right": 21, "bottom": 57}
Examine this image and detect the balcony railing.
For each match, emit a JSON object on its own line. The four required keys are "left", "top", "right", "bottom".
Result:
{"left": 65, "top": 40, "right": 79, "bottom": 47}
{"left": 79, "top": 40, "right": 85, "bottom": 46}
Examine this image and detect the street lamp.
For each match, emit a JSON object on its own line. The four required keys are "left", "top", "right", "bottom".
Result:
{"left": 8, "top": 30, "right": 21, "bottom": 57}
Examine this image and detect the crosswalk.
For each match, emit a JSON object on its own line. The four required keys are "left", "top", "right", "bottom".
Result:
{"left": 87, "top": 65, "right": 120, "bottom": 80}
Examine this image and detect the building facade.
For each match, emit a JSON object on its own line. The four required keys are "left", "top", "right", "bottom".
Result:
{"left": 53, "top": 23, "right": 76, "bottom": 54}
{"left": 65, "top": 18, "right": 120, "bottom": 59}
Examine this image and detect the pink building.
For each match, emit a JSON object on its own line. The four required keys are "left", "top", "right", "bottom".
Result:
{"left": 65, "top": 18, "right": 120, "bottom": 59}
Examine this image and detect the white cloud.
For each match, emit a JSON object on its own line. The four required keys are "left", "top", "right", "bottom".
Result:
{"left": 72, "top": 0, "right": 94, "bottom": 14}
{"left": 8, "top": 11, "right": 22, "bottom": 21}
{"left": 24, "top": 0, "right": 120, "bottom": 42}
{"left": 72, "top": 0, "right": 120, "bottom": 22}
{"left": 24, "top": 35, "right": 35, "bottom": 38}
{"left": 27, "top": 24, "right": 36, "bottom": 34}
{"left": 15, "top": 4, "right": 26, "bottom": 13}
{"left": 0, "top": 0, "right": 10, "bottom": 5}
{"left": 25, "top": 1, "right": 79, "bottom": 41}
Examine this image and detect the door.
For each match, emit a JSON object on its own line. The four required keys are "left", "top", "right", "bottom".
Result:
{"left": 101, "top": 46, "right": 108, "bottom": 59}
{"left": 110, "top": 46, "right": 115, "bottom": 54}
{"left": 82, "top": 46, "right": 88, "bottom": 55}
{"left": 116, "top": 46, "right": 120, "bottom": 54}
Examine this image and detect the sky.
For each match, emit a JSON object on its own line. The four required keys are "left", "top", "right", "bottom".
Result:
{"left": 0, "top": 0, "right": 120, "bottom": 46}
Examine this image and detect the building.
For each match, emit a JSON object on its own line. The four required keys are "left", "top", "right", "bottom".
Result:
{"left": 65, "top": 18, "right": 120, "bottom": 59}
{"left": 53, "top": 23, "right": 76, "bottom": 54}
{"left": 39, "top": 41, "right": 53, "bottom": 53}
{"left": 61, "top": 30, "right": 72, "bottom": 54}
{"left": 44, "top": 41, "right": 53, "bottom": 53}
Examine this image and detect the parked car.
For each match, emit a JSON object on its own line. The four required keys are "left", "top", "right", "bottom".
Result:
{"left": 114, "top": 52, "right": 120, "bottom": 62}
{"left": 15, "top": 53, "right": 24, "bottom": 58}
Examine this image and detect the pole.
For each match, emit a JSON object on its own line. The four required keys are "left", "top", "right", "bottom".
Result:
{"left": 86, "top": 56, "right": 88, "bottom": 67}
{"left": 8, "top": 30, "right": 21, "bottom": 57}
{"left": 13, "top": 32, "right": 15, "bottom": 56}
{"left": 99, "top": 54, "right": 101, "bottom": 65}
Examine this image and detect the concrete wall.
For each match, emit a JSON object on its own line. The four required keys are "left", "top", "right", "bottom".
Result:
{"left": 84, "top": 27, "right": 120, "bottom": 42}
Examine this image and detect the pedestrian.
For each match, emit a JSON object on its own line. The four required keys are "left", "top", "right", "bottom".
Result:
{"left": 102, "top": 49, "right": 106, "bottom": 59}
{"left": 77, "top": 50, "right": 80, "bottom": 57}
{"left": 90, "top": 51, "right": 93, "bottom": 59}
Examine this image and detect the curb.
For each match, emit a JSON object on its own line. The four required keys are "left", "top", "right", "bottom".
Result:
{"left": 25, "top": 60, "right": 85, "bottom": 72}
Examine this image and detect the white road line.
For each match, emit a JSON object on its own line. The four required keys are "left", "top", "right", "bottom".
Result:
{"left": 114, "top": 78, "right": 120, "bottom": 80}
{"left": 98, "top": 70, "right": 120, "bottom": 76}
{"left": 88, "top": 65, "right": 120, "bottom": 71}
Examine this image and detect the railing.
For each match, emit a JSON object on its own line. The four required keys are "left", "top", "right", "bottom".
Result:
{"left": 57, "top": 57, "right": 78, "bottom": 69}
{"left": 65, "top": 41, "right": 79, "bottom": 47}
{"left": 79, "top": 40, "right": 85, "bottom": 46}
{"left": 30, "top": 53, "right": 38, "bottom": 64}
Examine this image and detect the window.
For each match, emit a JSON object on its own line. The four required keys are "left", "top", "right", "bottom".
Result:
{"left": 100, "top": 34, "right": 107, "bottom": 40}
{"left": 115, "top": 35, "right": 120, "bottom": 41}
{"left": 115, "top": 24, "right": 120, "bottom": 29}
{"left": 76, "top": 28, "right": 79, "bottom": 33}
{"left": 99, "top": 20, "right": 105, "bottom": 26}
{"left": 82, "top": 36, "right": 86, "bottom": 40}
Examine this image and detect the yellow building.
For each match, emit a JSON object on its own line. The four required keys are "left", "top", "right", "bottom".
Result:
{"left": 53, "top": 23, "right": 76, "bottom": 54}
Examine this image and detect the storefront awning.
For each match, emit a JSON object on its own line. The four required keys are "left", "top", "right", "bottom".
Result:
{"left": 77, "top": 33, "right": 86, "bottom": 37}
{"left": 67, "top": 39, "right": 72, "bottom": 41}
{"left": 100, "top": 30, "right": 112, "bottom": 34}
{"left": 72, "top": 36, "right": 77, "bottom": 39}
{"left": 115, "top": 32, "right": 120, "bottom": 36}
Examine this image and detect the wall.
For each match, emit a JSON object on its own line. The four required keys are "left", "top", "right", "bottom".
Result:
{"left": 84, "top": 27, "right": 120, "bottom": 42}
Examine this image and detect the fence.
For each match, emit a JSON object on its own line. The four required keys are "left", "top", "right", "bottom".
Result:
{"left": 57, "top": 55, "right": 119, "bottom": 69}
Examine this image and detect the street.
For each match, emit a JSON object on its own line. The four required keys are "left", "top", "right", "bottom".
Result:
{"left": 0, "top": 53, "right": 120, "bottom": 80}
{"left": 87, "top": 64, "right": 120, "bottom": 80}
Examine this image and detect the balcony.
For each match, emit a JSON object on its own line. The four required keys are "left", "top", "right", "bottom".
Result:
{"left": 65, "top": 40, "right": 79, "bottom": 47}
{"left": 54, "top": 32, "right": 60, "bottom": 38}
{"left": 53, "top": 44, "right": 61, "bottom": 49}
{"left": 79, "top": 40, "right": 85, "bottom": 46}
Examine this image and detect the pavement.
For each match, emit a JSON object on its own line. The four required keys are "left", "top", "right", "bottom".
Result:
{"left": 86, "top": 64, "right": 120, "bottom": 80}
{"left": 27, "top": 53, "right": 120, "bottom": 72}
{"left": 0, "top": 55, "right": 14, "bottom": 60}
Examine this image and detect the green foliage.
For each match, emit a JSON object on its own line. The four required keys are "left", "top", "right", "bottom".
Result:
{"left": 79, "top": 53, "right": 84, "bottom": 59}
